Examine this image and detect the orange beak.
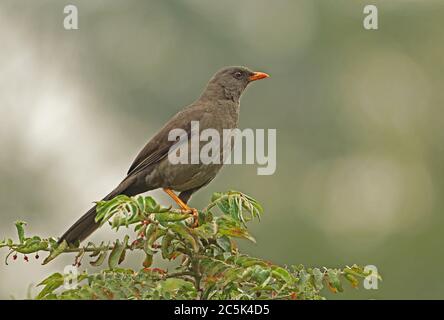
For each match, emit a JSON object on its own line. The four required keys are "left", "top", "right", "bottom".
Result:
{"left": 248, "top": 71, "right": 270, "bottom": 82}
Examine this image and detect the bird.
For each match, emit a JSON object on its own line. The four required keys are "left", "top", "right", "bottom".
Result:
{"left": 59, "top": 66, "right": 269, "bottom": 245}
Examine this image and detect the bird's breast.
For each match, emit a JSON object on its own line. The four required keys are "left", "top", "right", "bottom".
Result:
{"left": 145, "top": 101, "right": 240, "bottom": 192}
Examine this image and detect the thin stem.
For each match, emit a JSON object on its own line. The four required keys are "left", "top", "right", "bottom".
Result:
{"left": 190, "top": 257, "right": 202, "bottom": 299}
{"left": 164, "top": 271, "right": 194, "bottom": 279}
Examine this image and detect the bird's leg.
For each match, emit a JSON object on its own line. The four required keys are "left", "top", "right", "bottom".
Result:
{"left": 162, "top": 188, "right": 189, "bottom": 210}
{"left": 163, "top": 188, "right": 198, "bottom": 227}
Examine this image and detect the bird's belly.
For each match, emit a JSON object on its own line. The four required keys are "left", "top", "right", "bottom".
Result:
{"left": 155, "top": 160, "right": 223, "bottom": 192}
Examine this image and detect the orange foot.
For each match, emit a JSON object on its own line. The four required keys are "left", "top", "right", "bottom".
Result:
{"left": 163, "top": 188, "right": 199, "bottom": 227}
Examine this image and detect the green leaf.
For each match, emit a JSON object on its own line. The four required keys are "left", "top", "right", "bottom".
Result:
{"left": 159, "top": 278, "right": 195, "bottom": 297}
{"left": 194, "top": 221, "right": 218, "bottom": 240}
{"left": 161, "top": 230, "right": 175, "bottom": 259}
{"left": 90, "top": 251, "right": 108, "bottom": 267}
{"left": 118, "top": 248, "right": 127, "bottom": 265}
{"left": 15, "top": 238, "right": 48, "bottom": 254}
{"left": 211, "top": 192, "right": 223, "bottom": 202}
{"left": 144, "top": 223, "right": 157, "bottom": 239}
{"left": 143, "top": 254, "right": 153, "bottom": 268}
{"left": 250, "top": 266, "right": 271, "bottom": 285}
{"left": 42, "top": 240, "right": 68, "bottom": 265}
{"left": 108, "top": 236, "right": 129, "bottom": 269}
{"left": 311, "top": 268, "right": 324, "bottom": 290}
{"left": 144, "top": 224, "right": 166, "bottom": 255}
{"left": 142, "top": 196, "right": 158, "bottom": 212}
{"left": 217, "top": 216, "right": 256, "bottom": 243}
{"left": 169, "top": 224, "right": 200, "bottom": 253}
{"left": 344, "top": 273, "right": 359, "bottom": 288}
{"left": 297, "top": 269, "right": 311, "bottom": 289}
{"left": 216, "top": 199, "right": 231, "bottom": 215}
{"left": 15, "top": 221, "right": 27, "bottom": 244}
{"left": 327, "top": 269, "right": 343, "bottom": 293}
{"left": 154, "top": 211, "right": 190, "bottom": 222}
{"left": 95, "top": 195, "right": 131, "bottom": 224}
{"left": 272, "top": 267, "right": 294, "bottom": 285}
{"left": 216, "top": 235, "right": 232, "bottom": 252}
{"left": 36, "top": 273, "right": 64, "bottom": 299}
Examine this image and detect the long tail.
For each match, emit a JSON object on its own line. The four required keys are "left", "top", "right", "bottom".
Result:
{"left": 59, "top": 178, "right": 144, "bottom": 245}
{"left": 59, "top": 206, "right": 100, "bottom": 245}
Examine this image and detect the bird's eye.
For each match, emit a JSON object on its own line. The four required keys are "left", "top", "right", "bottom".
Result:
{"left": 234, "top": 71, "right": 243, "bottom": 79}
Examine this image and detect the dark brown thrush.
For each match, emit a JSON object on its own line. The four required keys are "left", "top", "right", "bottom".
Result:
{"left": 59, "top": 66, "right": 269, "bottom": 245}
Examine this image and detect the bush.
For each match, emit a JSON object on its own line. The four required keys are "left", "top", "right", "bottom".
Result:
{"left": 0, "top": 191, "right": 375, "bottom": 299}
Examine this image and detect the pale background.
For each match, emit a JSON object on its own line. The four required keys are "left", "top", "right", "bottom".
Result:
{"left": 1, "top": 0, "right": 443, "bottom": 299}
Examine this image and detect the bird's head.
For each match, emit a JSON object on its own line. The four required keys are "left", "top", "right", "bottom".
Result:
{"left": 202, "top": 66, "right": 269, "bottom": 102}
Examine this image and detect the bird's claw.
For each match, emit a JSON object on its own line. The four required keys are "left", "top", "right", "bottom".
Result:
{"left": 182, "top": 208, "right": 199, "bottom": 228}
{"left": 190, "top": 208, "right": 199, "bottom": 228}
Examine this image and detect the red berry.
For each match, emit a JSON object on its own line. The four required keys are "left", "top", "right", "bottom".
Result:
{"left": 35, "top": 254, "right": 39, "bottom": 259}
{"left": 24, "top": 256, "right": 29, "bottom": 262}
{"left": 13, "top": 254, "right": 17, "bottom": 260}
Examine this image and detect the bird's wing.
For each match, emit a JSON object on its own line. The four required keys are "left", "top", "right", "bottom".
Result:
{"left": 127, "top": 105, "right": 205, "bottom": 176}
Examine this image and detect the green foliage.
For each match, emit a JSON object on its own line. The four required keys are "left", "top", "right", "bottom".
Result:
{"left": 0, "top": 191, "right": 376, "bottom": 300}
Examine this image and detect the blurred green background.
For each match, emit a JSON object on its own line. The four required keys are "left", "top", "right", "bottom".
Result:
{"left": 1, "top": 0, "right": 444, "bottom": 299}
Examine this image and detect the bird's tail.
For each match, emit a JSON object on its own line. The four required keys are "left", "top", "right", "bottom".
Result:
{"left": 59, "top": 205, "right": 99, "bottom": 245}
{"left": 59, "top": 179, "right": 142, "bottom": 245}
